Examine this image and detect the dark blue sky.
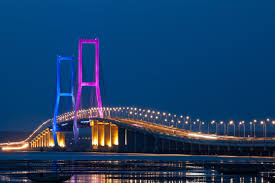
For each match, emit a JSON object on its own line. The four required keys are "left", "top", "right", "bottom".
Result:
{"left": 0, "top": 0, "right": 275, "bottom": 131}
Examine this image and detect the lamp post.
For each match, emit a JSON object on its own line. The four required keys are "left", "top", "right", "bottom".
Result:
{"left": 144, "top": 114, "right": 148, "bottom": 122}
{"left": 197, "top": 119, "right": 201, "bottom": 132}
{"left": 260, "top": 120, "right": 266, "bottom": 138}
{"left": 186, "top": 116, "right": 191, "bottom": 130}
{"left": 238, "top": 121, "right": 245, "bottom": 137}
{"left": 242, "top": 121, "right": 245, "bottom": 137}
{"left": 209, "top": 120, "right": 215, "bottom": 134}
{"left": 200, "top": 122, "right": 205, "bottom": 133}
{"left": 272, "top": 121, "right": 275, "bottom": 137}
{"left": 193, "top": 121, "right": 196, "bottom": 131}
{"left": 239, "top": 121, "right": 242, "bottom": 137}
{"left": 155, "top": 116, "right": 159, "bottom": 124}
{"left": 164, "top": 118, "right": 168, "bottom": 126}
{"left": 207, "top": 121, "right": 210, "bottom": 134}
{"left": 162, "top": 112, "right": 166, "bottom": 125}
{"left": 249, "top": 121, "right": 253, "bottom": 137}
{"left": 220, "top": 121, "right": 226, "bottom": 135}
{"left": 177, "top": 120, "right": 181, "bottom": 128}
{"left": 171, "top": 119, "right": 174, "bottom": 127}
{"left": 216, "top": 121, "right": 218, "bottom": 135}
{"left": 185, "top": 121, "right": 188, "bottom": 130}
{"left": 266, "top": 118, "right": 270, "bottom": 137}
{"left": 180, "top": 115, "right": 184, "bottom": 129}
{"left": 228, "top": 120, "right": 235, "bottom": 136}
{"left": 253, "top": 120, "right": 257, "bottom": 137}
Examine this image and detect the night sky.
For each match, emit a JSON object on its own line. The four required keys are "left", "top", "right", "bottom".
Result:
{"left": 0, "top": 0, "right": 275, "bottom": 131}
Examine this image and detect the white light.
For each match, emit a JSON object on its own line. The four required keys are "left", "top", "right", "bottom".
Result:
{"left": 188, "top": 133, "right": 217, "bottom": 140}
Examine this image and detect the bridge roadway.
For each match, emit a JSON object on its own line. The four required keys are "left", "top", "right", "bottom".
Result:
{"left": 1, "top": 116, "right": 275, "bottom": 155}
{"left": 102, "top": 118, "right": 275, "bottom": 148}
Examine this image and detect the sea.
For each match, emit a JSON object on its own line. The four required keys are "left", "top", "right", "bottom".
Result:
{"left": 0, "top": 152, "right": 274, "bottom": 183}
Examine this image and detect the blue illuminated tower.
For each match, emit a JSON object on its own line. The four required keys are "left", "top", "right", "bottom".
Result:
{"left": 52, "top": 56, "right": 75, "bottom": 147}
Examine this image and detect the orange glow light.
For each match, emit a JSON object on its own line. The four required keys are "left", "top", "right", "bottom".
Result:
{"left": 2, "top": 143, "right": 29, "bottom": 151}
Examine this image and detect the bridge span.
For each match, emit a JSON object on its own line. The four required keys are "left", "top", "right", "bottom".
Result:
{"left": 1, "top": 107, "right": 275, "bottom": 156}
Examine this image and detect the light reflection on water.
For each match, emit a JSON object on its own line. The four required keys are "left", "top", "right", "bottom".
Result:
{"left": 0, "top": 160, "right": 272, "bottom": 183}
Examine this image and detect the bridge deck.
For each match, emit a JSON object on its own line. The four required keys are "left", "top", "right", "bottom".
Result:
{"left": 104, "top": 118, "right": 275, "bottom": 147}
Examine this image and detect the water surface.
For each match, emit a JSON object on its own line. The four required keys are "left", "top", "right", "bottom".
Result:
{"left": 0, "top": 152, "right": 273, "bottom": 183}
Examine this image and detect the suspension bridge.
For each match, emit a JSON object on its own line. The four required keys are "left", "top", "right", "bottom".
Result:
{"left": 0, "top": 39, "right": 275, "bottom": 156}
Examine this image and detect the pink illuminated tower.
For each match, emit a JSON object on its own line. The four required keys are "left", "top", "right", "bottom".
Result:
{"left": 73, "top": 39, "right": 103, "bottom": 143}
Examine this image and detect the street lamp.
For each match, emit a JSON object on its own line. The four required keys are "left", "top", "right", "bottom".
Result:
{"left": 162, "top": 112, "right": 166, "bottom": 125}
{"left": 249, "top": 121, "right": 253, "bottom": 137}
{"left": 185, "top": 121, "right": 189, "bottom": 130}
{"left": 197, "top": 119, "right": 201, "bottom": 132}
{"left": 179, "top": 115, "right": 183, "bottom": 128}
{"left": 200, "top": 121, "right": 205, "bottom": 133}
{"left": 260, "top": 120, "right": 266, "bottom": 138}
{"left": 177, "top": 120, "right": 181, "bottom": 128}
{"left": 209, "top": 120, "right": 215, "bottom": 134}
{"left": 227, "top": 120, "right": 235, "bottom": 136}
{"left": 171, "top": 119, "right": 174, "bottom": 127}
{"left": 253, "top": 120, "right": 257, "bottom": 137}
{"left": 186, "top": 116, "right": 191, "bottom": 130}
{"left": 144, "top": 114, "right": 148, "bottom": 122}
{"left": 220, "top": 121, "right": 226, "bottom": 135}
{"left": 192, "top": 121, "right": 196, "bottom": 131}
{"left": 164, "top": 118, "right": 168, "bottom": 126}
{"left": 272, "top": 121, "right": 275, "bottom": 137}
{"left": 215, "top": 121, "right": 218, "bottom": 135}
{"left": 155, "top": 116, "right": 159, "bottom": 123}
{"left": 238, "top": 121, "right": 245, "bottom": 137}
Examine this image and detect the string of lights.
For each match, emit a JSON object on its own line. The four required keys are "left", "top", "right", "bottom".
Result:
{"left": 1, "top": 106, "right": 274, "bottom": 148}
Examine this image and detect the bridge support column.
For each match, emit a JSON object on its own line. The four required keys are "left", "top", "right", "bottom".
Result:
{"left": 153, "top": 136, "right": 159, "bottom": 153}
{"left": 38, "top": 136, "right": 41, "bottom": 148}
{"left": 134, "top": 131, "right": 137, "bottom": 153}
{"left": 198, "top": 144, "right": 201, "bottom": 154}
{"left": 217, "top": 146, "right": 220, "bottom": 154}
{"left": 143, "top": 132, "right": 146, "bottom": 153}
{"left": 92, "top": 121, "right": 99, "bottom": 149}
{"left": 49, "top": 131, "right": 54, "bottom": 147}
{"left": 111, "top": 125, "right": 118, "bottom": 146}
{"left": 168, "top": 140, "right": 171, "bottom": 153}
{"left": 104, "top": 123, "right": 111, "bottom": 148}
{"left": 57, "top": 132, "right": 65, "bottom": 148}
{"left": 46, "top": 131, "right": 49, "bottom": 147}
{"left": 43, "top": 133, "right": 46, "bottom": 148}
{"left": 42, "top": 134, "right": 44, "bottom": 148}
{"left": 161, "top": 139, "right": 165, "bottom": 153}
{"left": 43, "top": 132, "right": 46, "bottom": 148}
{"left": 118, "top": 127, "right": 125, "bottom": 152}
{"left": 98, "top": 123, "right": 105, "bottom": 147}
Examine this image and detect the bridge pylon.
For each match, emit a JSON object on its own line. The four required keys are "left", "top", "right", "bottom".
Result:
{"left": 73, "top": 39, "right": 103, "bottom": 144}
{"left": 52, "top": 56, "right": 75, "bottom": 147}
